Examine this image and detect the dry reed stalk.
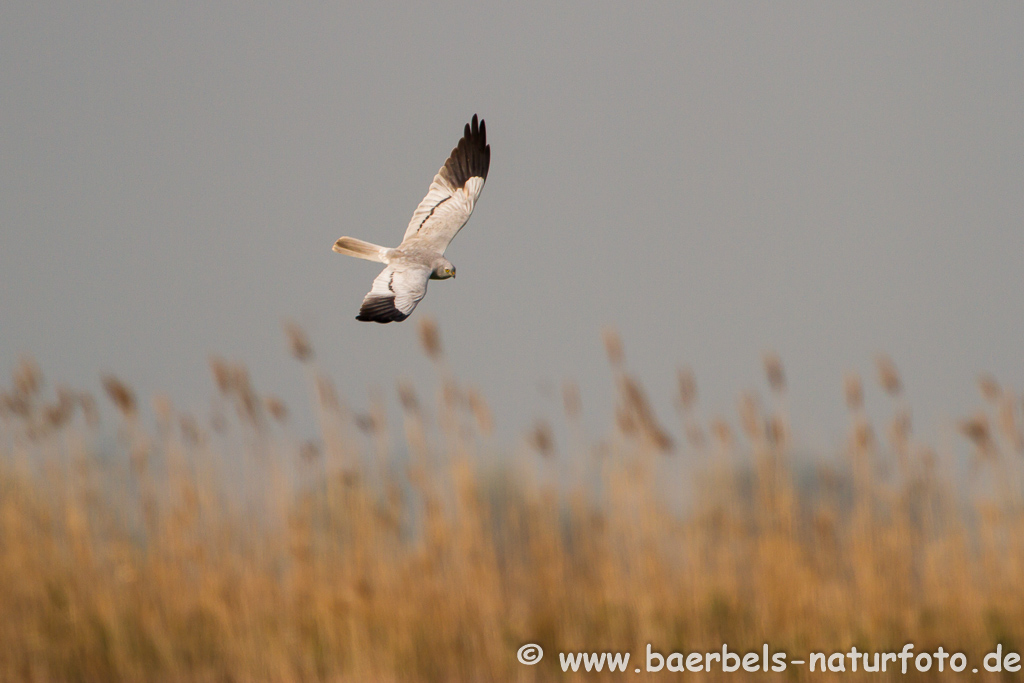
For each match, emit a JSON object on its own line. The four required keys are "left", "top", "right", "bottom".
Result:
{"left": 675, "top": 367, "right": 708, "bottom": 458}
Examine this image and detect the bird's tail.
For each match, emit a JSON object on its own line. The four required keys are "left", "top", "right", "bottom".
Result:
{"left": 332, "top": 236, "right": 389, "bottom": 263}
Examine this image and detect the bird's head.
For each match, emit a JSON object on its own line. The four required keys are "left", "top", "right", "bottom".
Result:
{"left": 431, "top": 257, "right": 456, "bottom": 280}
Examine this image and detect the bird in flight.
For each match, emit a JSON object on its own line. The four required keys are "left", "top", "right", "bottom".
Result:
{"left": 332, "top": 115, "right": 490, "bottom": 323}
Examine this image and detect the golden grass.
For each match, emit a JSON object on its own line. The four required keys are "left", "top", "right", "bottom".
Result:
{"left": 1, "top": 322, "right": 1023, "bottom": 682}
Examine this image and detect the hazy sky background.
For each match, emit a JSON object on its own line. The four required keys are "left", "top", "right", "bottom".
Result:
{"left": 2, "top": 3, "right": 1022, "bottom": 450}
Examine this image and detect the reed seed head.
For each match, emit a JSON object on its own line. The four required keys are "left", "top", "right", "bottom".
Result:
{"left": 265, "top": 396, "right": 288, "bottom": 423}
{"left": 762, "top": 352, "right": 786, "bottom": 394}
{"left": 102, "top": 375, "right": 137, "bottom": 417}
{"left": 43, "top": 386, "right": 75, "bottom": 431}
{"left": 875, "top": 354, "right": 902, "bottom": 397}
{"left": 13, "top": 356, "right": 42, "bottom": 397}
{"left": 618, "top": 375, "right": 673, "bottom": 452}
{"left": 527, "top": 420, "right": 555, "bottom": 458}
{"left": 78, "top": 393, "right": 99, "bottom": 427}
{"left": 210, "top": 356, "right": 234, "bottom": 395}
{"left": 959, "top": 412, "right": 991, "bottom": 450}
{"left": 677, "top": 368, "right": 697, "bottom": 411}
{"left": 710, "top": 418, "right": 733, "bottom": 447}
{"left": 844, "top": 372, "right": 863, "bottom": 412}
{"left": 299, "top": 440, "right": 321, "bottom": 463}
{"left": 977, "top": 374, "right": 1001, "bottom": 404}
{"left": 602, "top": 328, "right": 624, "bottom": 367}
{"left": 397, "top": 381, "right": 420, "bottom": 413}
{"left": 316, "top": 375, "right": 340, "bottom": 412}
{"left": 354, "top": 414, "right": 377, "bottom": 434}
{"left": 179, "top": 414, "right": 201, "bottom": 446}
{"left": 417, "top": 317, "right": 443, "bottom": 361}
{"left": 283, "top": 321, "right": 314, "bottom": 362}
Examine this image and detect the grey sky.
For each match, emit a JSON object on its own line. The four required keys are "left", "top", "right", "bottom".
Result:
{"left": 2, "top": 3, "right": 1022, "bottom": 448}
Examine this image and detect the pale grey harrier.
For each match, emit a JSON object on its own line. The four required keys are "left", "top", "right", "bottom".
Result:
{"left": 333, "top": 115, "right": 490, "bottom": 323}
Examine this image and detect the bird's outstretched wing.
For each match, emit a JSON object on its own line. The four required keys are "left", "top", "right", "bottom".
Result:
{"left": 400, "top": 115, "right": 490, "bottom": 253}
{"left": 356, "top": 264, "right": 431, "bottom": 323}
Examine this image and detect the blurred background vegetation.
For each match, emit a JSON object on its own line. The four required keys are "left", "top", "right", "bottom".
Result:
{"left": 1, "top": 320, "right": 1022, "bottom": 682}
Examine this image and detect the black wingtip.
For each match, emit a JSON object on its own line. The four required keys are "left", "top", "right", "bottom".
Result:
{"left": 441, "top": 115, "right": 490, "bottom": 189}
{"left": 356, "top": 296, "right": 410, "bottom": 324}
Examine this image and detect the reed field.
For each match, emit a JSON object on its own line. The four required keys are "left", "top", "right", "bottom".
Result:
{"left": 1, "top": 320, "right": 1023, "bottom": 682}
